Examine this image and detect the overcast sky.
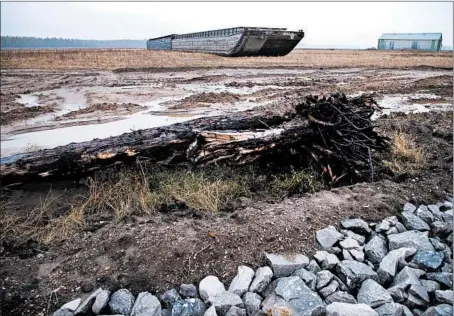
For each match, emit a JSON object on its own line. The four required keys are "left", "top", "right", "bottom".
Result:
{"left": 2, "top": 2, "right": 453, "bottom": 48}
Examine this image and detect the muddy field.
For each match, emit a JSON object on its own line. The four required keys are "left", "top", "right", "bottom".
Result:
{"left": 0, "top": 50, "right": 453, "bottom": 316}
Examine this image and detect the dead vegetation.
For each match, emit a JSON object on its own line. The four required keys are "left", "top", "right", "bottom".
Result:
{"left": 383, "top": 131, "right": 426, "bottom": 174}
{"left": 1, "top": 49, "right": 451, "bottom": 70}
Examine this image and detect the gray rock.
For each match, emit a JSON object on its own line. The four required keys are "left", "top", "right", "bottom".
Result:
{"left": 109, "top": 289, "right": 135, "bottom": 316}
{"left": 261, "top": 279, "right": 279, "bottom": 298}
{"left": 428, "top": 205, "right": 444, "bottom": 221}
{"left": 441, "top": 262, "right": 453, "bottom": 272}
{"left": 342, "top": 230, "right": 366, "bottom": 245}
{"left": 431, "top": 221, "right": 452, "bottom": 236}
{"left": 324, "top": 291, "right": 357, "bottom": 304}
{"left": 406, "top": 293, "right": 426, "bottom": 308}
{"left": 316, "top": 226, "right": 343, "bottom": 250}
{"left": 421, "top": 279, "right": 441, "bottom": 293}
{"left": 243, "top": 292, "right": 261, "bottom": 316}
{"left": 387, "top": 286, "right": 408, "bottom": 303}
{"left": 399, "top": 304, "right": 414, "bottom": 316}
{"left": 349, "top": 249, "right": 365, "bottom": 262}
{"left": 53, "top": 309, "right": 74, "bottom": 316}
{"left": 329, "top": 247, "right": 342, "bottom": 255}
{"left": 316, "top": 270, "right": 334, "bottom": 290}
{"left": 161, "top": 289, "right": 181, "bottom": 308}
{"left": 335, "top": 260, "right": 379, "bottom": 290}
{"left": 225, "top": 307, "right": 246, "bottom": 316}
{"left": 180, "top": 284, "right": 198, "bottom": 299}
{"left": 408, "top": 285, "right": 430, "bottom": 304}
{"left": 426, "top": 272, "right": 453, "bottom": 288}
{"left": 171, "top": 298, "right": 206, "bottom": 316}
{"left": 416, "top": 207, "right": 435, "bottom": 224}
{"left": 365, "top": 235, "right": 387, "bottom": 264}
{"left": 339, "top": 237, "right": 362, "bottom": 250}
{"left": 377, "top": 247, "right": 417, "bottom": 284}
{"left": 374, "top": 302, "right": 404, "bottom": 316}
{"left": 434, "top": 290, "right": 453, "bottom": 305}
{"left": 319, "top": 280, "right": 339, "bottom": 298}
{"left": 447, "top": 233, "right": 453, "bottom": 245}
{"left": 442, "top": 210, "right": 453, "bottom": 223}
{"left": 306, "top": 259, "right": 321, "bottom": 274}
{"left": 92, "top": 290, "right": 110, "bottom": 314}
{"left": 261, "top": 293, "right": 293, "bottom": 315}
{"left": 163, "top": 309, "right": 172, "bottom": 316}
{"left": 341, "top": 218, "right": 371, "bottom": 235}
{"left": 326, "top": 302, "right": 378, "bottom": 316}
{"left": 388, "top": 231, "right": 435, "bottom": 251}
{"left": 204, "top": 306, "right": 217, "bottom": 316}
{"left": 75, "top": 288, "right": 103, "bottom": 315}
{"left": 343, "top": 249, "right": 354, "bottom": 261}
{"left": 131, "top": 292, "right": 160, "bottom": 316}
{"left": 400, "top": 211, "right": 430, "bottom": 231}
{"left": 375, "top": 219, "right": 392, "bottom": 233}
{"left": 265, "top": 253, "right": 309, "bottom": 278}
{"left": 388, "top": 267, "right": 424, "bottom": 301}
{"left": 249, "top": 266, "right": 272, "bottom": 294}
{"left": 292, "top": 268, "right": 317, "bottom": 291}
{"left": 358, "top": 279, "right": 393, "bottom": 308}
{"left": 61, "top": 299, "right": 81, "bottom": 312}
{"left": 229, "top": 266, "right": 254, "bottom": 296}
{"left": 403, "top": 203, "right": 417, "bottom": 213}
{"left": 411, "top": 251, "right": 444, "bottom": 270}
{"left": 430, "top": 238, "right": 447, "bottom": 251}
{"left": 386, "top": 227, "right": 399, "bottom": 235}
{"left": 314, "top": 250, "right": 339, "bottom": 270}
{"left": 211, "top": 291, "right": 243, "bottom": 316}
{"left": 422, "top": 304, "right": 453, "bottom": 316}
{"left": 288, "top": 298, "right": 325, "bottom": 316}
{"left": 395, "top": 223, "right": 407, "bottom": 233}
{"left": 199, "top": 276, "right": 225, "bottom": 304}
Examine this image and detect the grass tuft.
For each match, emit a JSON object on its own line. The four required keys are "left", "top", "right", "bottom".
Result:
{"left": 383, "top": 131, "right": 425, "bottom": 174}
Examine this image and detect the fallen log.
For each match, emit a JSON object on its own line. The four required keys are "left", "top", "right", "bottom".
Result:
{"left": 0, "top": 93, "right": 389, "bottom": 186}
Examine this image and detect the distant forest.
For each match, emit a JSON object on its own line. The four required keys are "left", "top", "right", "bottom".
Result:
{"left": 1, "top": 36, "right": 146, "bottom": 49}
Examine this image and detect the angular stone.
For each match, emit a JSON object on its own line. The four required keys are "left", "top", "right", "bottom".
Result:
{"left": 74, "top": 288, "right": 103, "bottom": 315}
{"left": 261, "top": 279, "right": 279, "bottom": 298}
{"left": 204, "top": 306, "right": 217, "bottom": 316}
{"left": 426, "top": 272, "right": 453, "bottom": 288}
{"left": 249, "top": 266, "right": 272, "bottom": 294}
{"left": 422, "top": 304, "right": 453, "bottom": 316}
{"left": 61, "top": 299, "right": 81, "bottom": 312}
{"left": 92, "top": 290, "right": 110, "bottom": 314}
{"left": 199, "top": 276, "right": 225, "bottom": 304}
{"left": 386, "top": 227, "right": 399, "bottom": 235}
{"left": 339, "top": 237, "right": 362, "bottom": 250}
{"left": 53, "top": 309, "right": 74, "bottom": 316}
{"left": 316, "top": 226, "right": 343, "bottom": 250}
{"left": 326, "top": 302, "right": 378, "bottom": 316}
{"left": 292, "top": 268, "right": 317, "bottom": 291}
{"left": 403, "top": 203, "right": 417, "bottom": 213}
{"left": 411, "top": 251, "right": 444, "bottom": 270}
{"left": 408, "top": 285, "right": 430, "bottom": 304}
{"left": 435, "top": 290, "right": 453, "bottom": 304}
{"left": 375, "top": 219, "right": 392, "bottom": 233}
{"left": 387, "top": 286, "right": 408, "bottom": 303}
{"left": 225, "top": 307, "right": 246, "bottom": 316}
{"left": 400, "top": 211, "right": 430, "bottom": 231}
{"left": 349, "top": 249, "right": 365, "bottom": 262}
{"left": 243, "top": 292, "right": 261, "bottom": 316}
{"left": 388, "top": 266, "right": 424, "bottom": 302}
{"left": 314, "top": 250, "right": 339, "bottom": 270}
{"left": 109, "top": 289, "right": 135, "bottom": 316}
{"left": 211, "top": 292, "right": 243, "bottom": 316}
{"left": 441, "top": 262, "right": 453, "bottom": 272}
{"left": 180, "top": 284, "right": 199, "bottom": 299}
{"left": 306, "top": 260, "right": 321, "bottom": 274}
{"left": 388, "top": 231, "right": 435, "bottom": 251}
{"left": 335, "top": 260, "right": 378, "bottom": 290}
{"left": 325, "top": 291, "right": 357, "bottom": 304}
{"left": 161, "top": 289, "right": 181, "bottom": 308}
{"left": 431, "top": 221, "right": 452, "bottom": 236}
{"left": 172, "top": 299, "right": 206, "bottom": 316}
{"left": 342, "top": 230, "right": 366, "bottom": 245}
{"left": 377, "top": 247, "right": 417, "bottom": 284}
{"left": 229, "top": 266, "right": 254, "bottom": 296}
{"left": 343, "top": 249, "right": 353, "bottom": 261}
{"left": 395, "top": 223, "right": 407, "bottom": 233}
{"left": 265, "top": 253, "right": 309, "bottom": 278}
{"left": 261, "top": 293, "right": 293, "bottom": 315}
{"left": 416, "top": 207, "right": 435, "bottom": 224}
{"left": 319, "top": 280, "right": 339, "bottom": 299}
{"left": 341, "top": 218, "right": 371, "bottom": 235}
{"left": 358, "top": 279, "right": 393, "bottom": 308}
{"left": 430, "top": 238, "right": 447, "bottom": 251}
{"left": 163, "top": 309, "right": 172, "bottom": 316}
{"left": 374, "top": 302, "right": 404, "bottom": 316}
{"left": 428, "top": 205, "right": 444, "bottom": 221}
{"left": 316, "top": 270, "right": 334, "bottom": 290}
{"left": 399, "top": 304, "right": 414, "bottom": 316}
{"left": 442, "top": 210, "right": 453, "bottom": 223}
{"left": 365, "top": 235, "right": 387, "bottom": 263}
{"left": 421, "top": 279, "right": 441, "bottom": 294}
{"left": 406, "top": 293, "right": 426, "bottom": 308}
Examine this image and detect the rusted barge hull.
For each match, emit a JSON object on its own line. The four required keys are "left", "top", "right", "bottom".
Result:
{"left": 146, "top": 27, "right": 305, "bottom": 57}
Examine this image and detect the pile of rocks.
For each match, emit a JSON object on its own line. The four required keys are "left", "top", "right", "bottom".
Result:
{"left": 53, "top": 200, "right": 453, "bottom": 316}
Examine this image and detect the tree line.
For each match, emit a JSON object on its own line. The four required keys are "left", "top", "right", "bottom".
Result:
{"left": 1, "top": 36, "right": 146, "bottom": 49}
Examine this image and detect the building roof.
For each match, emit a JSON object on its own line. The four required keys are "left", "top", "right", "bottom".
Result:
{"left": 379, "top": 33, "right": 442, "bottom": 41}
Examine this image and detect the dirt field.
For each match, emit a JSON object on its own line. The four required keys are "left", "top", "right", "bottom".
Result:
{"left": 0, "top": 49, "right": 453, "bottom": 315}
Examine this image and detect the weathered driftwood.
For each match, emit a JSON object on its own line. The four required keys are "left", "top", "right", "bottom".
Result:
{"left": 0, "top": 93, "right": 389, "bottom": 185}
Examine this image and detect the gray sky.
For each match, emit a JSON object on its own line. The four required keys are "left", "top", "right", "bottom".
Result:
{"left": 2, "top": 2, "right": 453, "bottom": 48}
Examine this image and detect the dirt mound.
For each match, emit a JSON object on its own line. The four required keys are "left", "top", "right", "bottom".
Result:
{"left": 167, "top": 92, "right": 241, "bottom": 109}
{"left": 56, "top": 103, "right": 145, "bottom": 120}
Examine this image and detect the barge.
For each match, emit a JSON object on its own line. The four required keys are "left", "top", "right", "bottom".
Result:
{"left": 146, "top": 27, "right": 304, "bottom": 57}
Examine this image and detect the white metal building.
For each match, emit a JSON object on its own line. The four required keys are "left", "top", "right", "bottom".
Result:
{"left": 378, "top": 33, "right": 442, "bottom": 51}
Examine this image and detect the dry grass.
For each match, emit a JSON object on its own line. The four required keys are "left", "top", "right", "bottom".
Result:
{"left": 1, "top": 49, "right": 452, "bottom": 70}
{"left": 383, "top": 131, "right": 425, "bottom": 174}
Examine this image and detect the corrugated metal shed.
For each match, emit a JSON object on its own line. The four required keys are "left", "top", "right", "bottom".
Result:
{"left": 379, "top": 33, "right": 442, "bottom": 41}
